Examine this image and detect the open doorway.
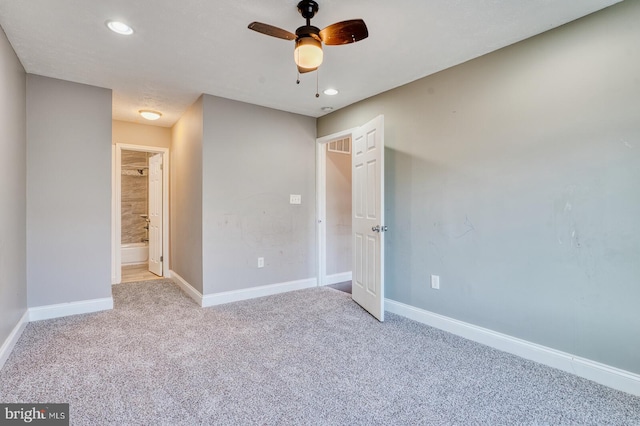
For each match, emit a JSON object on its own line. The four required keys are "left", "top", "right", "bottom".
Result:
{"left": 316, "top": 129, "right": 357, "bottom": 289}
{"left": 112, "top": 143, "right": 169, "bottom": 284}
{"left": 317, "top": 116, "right": 386, "bottom": 320}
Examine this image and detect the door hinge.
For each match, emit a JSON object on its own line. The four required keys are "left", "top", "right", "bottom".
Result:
{"left": 160, "top": 255, "right": 163, "bottom": 262}
{"left": 160, "top": 163, "right": 163, "bottom": 171}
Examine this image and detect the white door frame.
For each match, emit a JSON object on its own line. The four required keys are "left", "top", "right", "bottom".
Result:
{"left": 316, "top": 127, "right": 358, "bottom": 286}
{"left": 112, "top": 143, "right": 170, "bottom": 284}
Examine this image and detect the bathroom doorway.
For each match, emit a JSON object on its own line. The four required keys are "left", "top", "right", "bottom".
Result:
{"left": 112, "top": 144, "right": 169, "bottom": 284}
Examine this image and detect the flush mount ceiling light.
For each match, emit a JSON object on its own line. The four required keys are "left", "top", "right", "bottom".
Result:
{"left": 106, "top": 20, "right": 134, "bottom": 35}
{"left": 248, "top": 0, "right": 368, "bottom": 74}
{"left": 139, "top": 110, "right": 162, "bottom": 121}
{"left": 323, "top": 88, "right": 338, "bottom": 96}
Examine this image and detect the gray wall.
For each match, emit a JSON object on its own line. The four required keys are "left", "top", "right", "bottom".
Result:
{"left": 318, "top": 1, "right": 640, "bottom": 374}
{"left": 170, "top": 96, "right": 203, "bottom": 292}
{"left": 27, "top": 75, "right": 112, "bottom": 307}
{"left": 201, "top": 95, "right": 316, "bottom": 294}
{"left": 0, "top": 27, "right": 27, "bottom": 345}
{"left": 326, "top": 149, "right": 352, "bottom": 275}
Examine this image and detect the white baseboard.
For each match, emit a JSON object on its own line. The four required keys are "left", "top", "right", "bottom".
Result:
{"left": 0, "top": 311, "right": 29, "bottom": 370}
{"left": 29, "top": 297, "right": 114, "bottom": 322}
{"left": 170, "top": 270, "right": 203, "bottom": 306}
{"left": 202, "top": 277, "right": 317, "bottom": 307}
{"left": 324, "top": 272, "right": 352, "bottom": 286}
{"left": 385, "top": 299, "right": 640, "bottom": 397}
{"left": 170, "top": 271, "right": 318, "bottom": 308}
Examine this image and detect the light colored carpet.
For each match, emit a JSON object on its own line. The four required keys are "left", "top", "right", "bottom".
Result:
{"left": 1, "top": 279, "right": 639, "bottom": 425}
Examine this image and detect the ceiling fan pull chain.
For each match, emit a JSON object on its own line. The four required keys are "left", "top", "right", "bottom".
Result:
{"left": 296, "top": 47, "right": 300, "bottom": 84}
{"left": 315, "top": 69, "right": 320, "bottom": 98}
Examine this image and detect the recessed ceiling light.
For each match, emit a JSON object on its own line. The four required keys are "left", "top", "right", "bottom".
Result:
{"left": 321, "top": 107, "right": 333, "bottom": 112}
{"left": 107, "top": 21, "right": 134, "bottom": 35}
{"left": 323, "top": 88, "right": 339, "bottom": 96}
{"left": 139, "top": 110, "right": 162, "bottom": 121}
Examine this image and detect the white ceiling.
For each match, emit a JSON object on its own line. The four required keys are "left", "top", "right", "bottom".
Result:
{"left": 0, "top": 0, "right": 621, "bottom": 127}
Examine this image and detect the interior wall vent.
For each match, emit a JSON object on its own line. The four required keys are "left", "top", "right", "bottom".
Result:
{"left": 327, "top": 137, "right": 351, "bottom": 154}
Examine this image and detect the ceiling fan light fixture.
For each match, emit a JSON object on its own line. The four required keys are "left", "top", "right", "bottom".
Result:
{"left": 139, "top": 110, "right": 162, "bottom": 121}
{"left": 294, "top": 37, "right": 323, "bottom": 70}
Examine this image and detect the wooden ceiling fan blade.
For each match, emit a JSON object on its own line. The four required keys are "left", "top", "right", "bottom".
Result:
{"left": 319, "top": 19, "right": 368, "bottom": 45}
{"left": 248, "top": 22, "right": 296, "bottom": 41}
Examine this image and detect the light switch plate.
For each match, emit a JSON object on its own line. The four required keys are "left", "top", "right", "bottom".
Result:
{"left": 431, "top": 274, "right": 440, "bottom": 289}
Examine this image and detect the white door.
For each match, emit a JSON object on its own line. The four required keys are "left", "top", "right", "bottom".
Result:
{"left": 352, "top": 115, "right": 385, "bottom": 321}
{"left": 148, "top": 153, "right": 163, "bottom": 276}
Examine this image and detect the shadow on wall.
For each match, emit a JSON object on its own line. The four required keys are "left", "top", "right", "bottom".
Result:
{"left": 385, "top": 146, "right": 423, "bottom": 303}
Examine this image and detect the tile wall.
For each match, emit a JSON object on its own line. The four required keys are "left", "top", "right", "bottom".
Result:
{"left": 121, "top": 150, "right": 148, "bottom": 244}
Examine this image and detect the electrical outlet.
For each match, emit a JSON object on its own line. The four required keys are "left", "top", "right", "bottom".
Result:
{"left": 290, "top": 194, "right": 302, "bottom": 204}
{"left": 431, "top": 274, "right": 440, "bottom": 290}
{"left": 258, "top": 257, "right": 264, "bottom": 268}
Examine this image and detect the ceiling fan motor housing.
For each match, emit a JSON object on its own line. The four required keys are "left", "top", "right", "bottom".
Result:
{"left": 295, "top": 25, "right": 322, "bottom": 42}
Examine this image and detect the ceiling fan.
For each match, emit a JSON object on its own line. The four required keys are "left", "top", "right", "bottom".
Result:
{"left": 248, "top": 0, "right": 369, "bottom": 74}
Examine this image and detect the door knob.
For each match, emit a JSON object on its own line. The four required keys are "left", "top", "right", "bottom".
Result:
{"left": 372, "top": 225, "right": 388, "bottom": 233}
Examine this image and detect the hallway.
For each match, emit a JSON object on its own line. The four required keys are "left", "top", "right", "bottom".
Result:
{"left": 121, "top": 264, "right": 163, "bottom": 283}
